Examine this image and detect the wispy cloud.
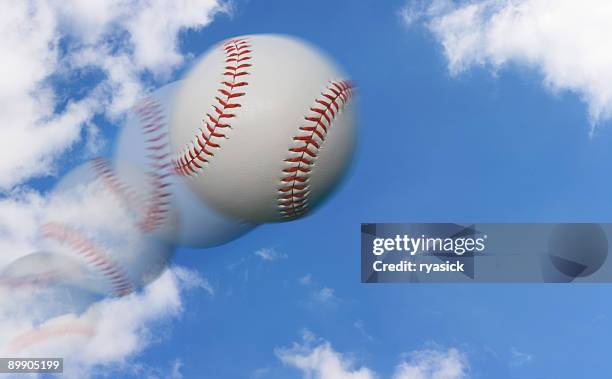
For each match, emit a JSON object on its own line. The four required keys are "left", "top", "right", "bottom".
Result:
{"left": 300, "top": 277, "right": 341, "bottom": 309}
{"left": 299, "top": 274, "right": 313, "bottom": 285}
{"left": 251, "top": 367, "right": 271, "bottom": 378}
{"left": 510, "top": 347, "right": 533, "bottom": 366}
{"left": 173, "top": 266, "right": 216, "bottom": 296}
{"left": 353, "top": 320, "right": 374, "bottom": 342}
{"left": 313, "top": 287, "right": 337, "bottom": 304}
{"left": 169, "top": 359, "right": 185, "bottom": 379}
{"left": 134, "top": 358, "right": 184, "bottom": 379}
{"left": 399, "top": 0, "right": 453, "bottom": 26}
{"left": 254, "top": 247, "right": 288, "bottom": 262}
{"left": 226, "top": 247, "right": 288, "bottom": 286}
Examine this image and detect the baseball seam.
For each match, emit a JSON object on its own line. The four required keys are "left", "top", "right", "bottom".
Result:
{"left": 0, "top": 270, "right": 64, "bottom": 289}
{"left": 133, "top": 98, "right": 173, "bottom": 232}
{"left": 8, "top": 321, "right": 95, "bottom": 354}
{"left": 41, "top": 222, "right": 133, "bottom": 297}
{"left": 278, "top": 80, "right": 354, "bottom": 219}
{"left": 92, "top": 157, "right": 169, "bottom": 233}
{"left": 175, "top": 37, "right": 252, "bottom": 176}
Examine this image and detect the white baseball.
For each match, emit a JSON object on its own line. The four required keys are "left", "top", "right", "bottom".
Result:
{"left": 40, "top": 158, "right": 176, "bottom": 297}
{"left": 171, "top": 34, "right": 356, "bottom": 223}
{"left": 0, "top": 251, "right": 100, "bottom": 323}
{"left": 115, "top": 81, "right": 256, "bottom": 248}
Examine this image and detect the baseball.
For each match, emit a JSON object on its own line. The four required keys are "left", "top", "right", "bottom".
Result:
{"left": 115, "top": 81, "right": 256, "bottom": 248}
{"left": 40, "top": 158, "right": 177, "bottom": 297}
{"left": 171, "top": 34, "right": 356, "bottom": 223}
{"left": 0, "top": 252, "right": 100, "bottom": 323}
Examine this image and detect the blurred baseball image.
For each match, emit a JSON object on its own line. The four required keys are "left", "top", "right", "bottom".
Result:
{"left": 4, "top": 1, "right": 609, "bottom": 378}
{"left": 0, "top": 252, "right": 100, "bottom": 323}
{"left": 41, "top": 158, "right": 178, "bottom": 297}
{"left": 115, "top": 81, "right": 256, "bottom": 248}
{"left": 0, "top": 29, "right": 356, "bottom": 375}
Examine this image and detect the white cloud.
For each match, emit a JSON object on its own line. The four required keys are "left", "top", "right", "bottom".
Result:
{"left": 0, "top": 0, "right": 228, "bottom": 190}
{"left": 173, "top": 266, "right": 216, "bottom": 296}
{"left": 301, "top": 286, "right": 340, "bottom": 309}
{"left": 353, "top": 320, "right": 374, "bottom": 342}
{"left": 393, "top": 348, "right": 469, "bottom": 379}
{"left": 0, "top": 190, "right": 46, "bottom": 267}
{"left": 299, "top": 273, "right": 312, "bottom": 285}
{"left": 399, "top": 0, "right": 453, "bottom": 26}
{"left": 276, "top": 332, "right": 376, "bottom": 379}
{"left": 313, "top": 287, "right": 337, "bottom": 303}
{"left": 127, "top": 1, "right": 228, "bottom": 75}
{"left": 277, "top": 332, "right": 470, "bottom": 379}
{"left": 0, "top": 266, "right": 210, "bottom": 379}
{"left": 254, "top": 247, "right": 287, "bottom": 262}
{"left": 402, "top": 0, "right": 612, "bottom": 128}
{"left": 509, "top": 347, "right": 533, "bottom": 366}
{"left": 171, "top": 360, "right": 185, "bottom": 379}
{"left": 252, "top": 367, "right": 271, "bottom": 378}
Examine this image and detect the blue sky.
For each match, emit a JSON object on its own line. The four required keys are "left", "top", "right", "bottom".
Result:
{"left": 109, "top": 0, "right": 612, "bottom": 378}
{"left": 5, "top": 0, "right": 612, "bottom": 378}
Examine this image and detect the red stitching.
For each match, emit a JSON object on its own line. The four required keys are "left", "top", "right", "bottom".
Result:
{"left": 0, "top": 269, "right": 64, "bottom": 289}
{"left": 174, "top": 38, "right": 252, "bottom": 176}
{"left": 91, "top": 158, "right": 138, "bottom": 206}
{"left": 8, "top": 321, "right": 95, "bottom": 354}
{"left": 41, "top": 222, "right": 133, "bottom": 297}
{"left": 91, "top": 156, "right": 168, "bottom": 233}
{"left": 278, "top": 80, "right": 354, "bottom": 219}
{"left": 133, "top": 98, "right": 173, "bottom": 232}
